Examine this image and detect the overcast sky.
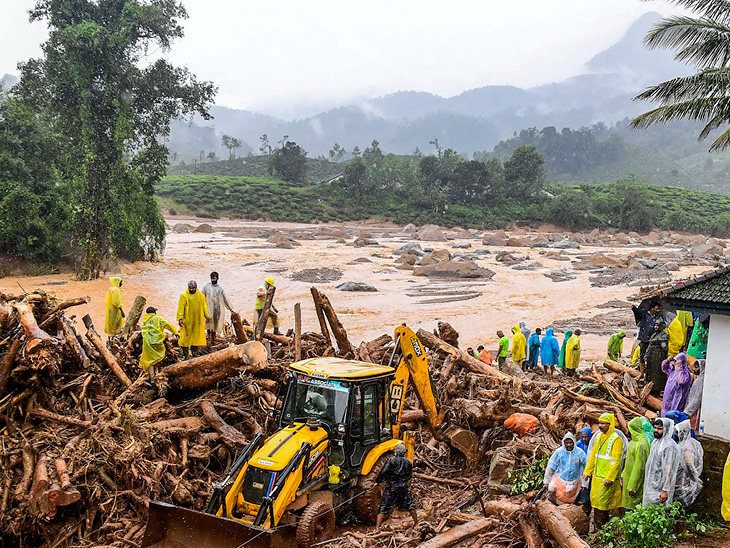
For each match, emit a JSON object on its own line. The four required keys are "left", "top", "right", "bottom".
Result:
{"left": 1, "top": 0, "right": 682, "bottom": 118}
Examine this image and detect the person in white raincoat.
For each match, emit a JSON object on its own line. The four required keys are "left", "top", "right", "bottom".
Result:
{"left": 202, "top": 271, "right": 234, "bottom": 341}
{"left": 643, "top": 417, "right": 682, "bottom": 507}
{"left": 674, "top": 419, "right": 703, "bottom": 506}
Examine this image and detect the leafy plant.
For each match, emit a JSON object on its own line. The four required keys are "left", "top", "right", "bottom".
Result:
{"left": 507, "top": 456, "right": 548, "bottom": 495}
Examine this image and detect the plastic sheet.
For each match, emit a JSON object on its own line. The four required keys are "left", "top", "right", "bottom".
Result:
{"left": 642, "top": 418, "right": 681, "bottom": 507}
{"left": 674, "top": 420, "right": 703, "bottom": 506}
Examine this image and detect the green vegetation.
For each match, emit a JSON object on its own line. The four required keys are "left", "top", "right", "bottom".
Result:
{"left": 507, "top": 457, "right": 548, "bottom": 495}
{"left": 593, "top": 503, "right": 707, "bottom": 548}
{"left": 7, "top": 0, "right": 214, "bottom": 277}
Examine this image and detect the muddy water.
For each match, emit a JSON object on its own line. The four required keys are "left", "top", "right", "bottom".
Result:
{"left": 0, "top": 218, "right": 709, "bottom": 364}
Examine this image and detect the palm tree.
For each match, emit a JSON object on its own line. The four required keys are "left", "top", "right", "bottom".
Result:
{"left": 632, "top": 0, "right": 730, "bottom": 151}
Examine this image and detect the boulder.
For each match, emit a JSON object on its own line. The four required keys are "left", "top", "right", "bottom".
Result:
{"left": 381, "top": 233, "right": 393, "bottom": 239}
{"left": 276, "top": 240, "right": 295, "bottom": 249}
{"left": 397, "top": 254, "right": 418, "bottom": 265}
{"left": 417, "top": 256, "right": 438, "bottom": 266}
{"left": 581, "top": 254, "right": 627, "bottom": 268}
{"left": 452, "top": 242, "right": 472, "bottom": 249}
{"left": 496, "top": 251, "right": 520, "bottom": 264}
{"left": 403, "top": 223, "right": 418, "bottom": 233}
{"left": 635, "top": 257, "right": 659, "bottom": 269}
{"left": 569, "top": 233, "right": 586, "bottom": 244}
{"left": 692, "top": 243, "right": 724, "bottom": 258}
{"left": 430, "top": 249, "right": 452, "bottom": 262}
{"left": 393, "top": 242, "right": 424, "bottom": 256}
{"left": 171, "top": 223, "right": 194, "bottom": 234}
{"left": 482, "top": 233, "right": 509, "bottom": 246}
{"left": 336, "top": 282, "right": 378, "bottom": 292}
{"left": 352, "top": 257, "right": 372, "bottom": 263}
{"left": 353, "top": 237, "right": 379, "bottom": 247}
{"left": 449, "top": 228, "right": 473, "bottom": 239}
{"left": 268, "top": 232, "right": 299, "bottom": 246}
{"left": 614, "top": 233, "right": 630, "bottom": 245}
{"left": 507, "top": 237, "right": 533, "bottom": 248}
{"left": 313, "top": 225, "right": 349, "bottom": 239}
{"left": 550, "top": 239, "right": 580, "bottom": 249}
{"left": 417, "top": 224, "right": 448, "bottom": 242}
{"left": 708, "top": 237, "right": 726, "bottom": 248}
{"left": 413, "top": 260, "right": 496, "bottom": 279}
{"left": 544, "top": 268, "right": 577, "bottom": 282}
{"left": 665, "top": 261, "right": 680, "bottom": 271}
{"left": 194, "top": 223, "right": 214, "bottom": 233}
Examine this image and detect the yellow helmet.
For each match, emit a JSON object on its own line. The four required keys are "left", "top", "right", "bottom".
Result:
{"left": 265, "top": 277, "right": 275, "bottom": 286}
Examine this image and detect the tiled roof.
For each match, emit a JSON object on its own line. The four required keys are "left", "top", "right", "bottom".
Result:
{"left": 663, "top": 266, "right": 730, "bottom": 305}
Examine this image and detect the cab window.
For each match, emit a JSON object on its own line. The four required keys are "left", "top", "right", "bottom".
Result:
{"left": 363, "top": 384, "right": 378, "bottom": 442}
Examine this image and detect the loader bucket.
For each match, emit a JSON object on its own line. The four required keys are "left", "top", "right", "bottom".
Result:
{"left": 441, "top": 424, "right": 480, "bottom": 466}
{"left": 141, "top": 501, "right": 297, "bottom": 548}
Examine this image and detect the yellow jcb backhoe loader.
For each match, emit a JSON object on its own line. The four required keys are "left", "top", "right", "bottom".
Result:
{"left": 142, "top": 325, "right": 478, "bottom": 548}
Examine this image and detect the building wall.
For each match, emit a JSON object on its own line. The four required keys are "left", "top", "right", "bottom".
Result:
{"left": 703, "top": 314, "right": 730, "bottom": 441}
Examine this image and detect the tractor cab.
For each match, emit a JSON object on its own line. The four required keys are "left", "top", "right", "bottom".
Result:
{"left": 280, "top": 358, "right": 396, "bottom": 476}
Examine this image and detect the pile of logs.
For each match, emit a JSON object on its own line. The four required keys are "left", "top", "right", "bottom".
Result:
{"left": 0, "top": 287, "right": 657, "bottom": 548}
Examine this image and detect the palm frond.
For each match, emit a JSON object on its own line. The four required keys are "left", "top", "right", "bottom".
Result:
{"left": 631, "top": 97, "right": 730, "bottom": 128}
{"left": 634, "top": 69, "right": 730, "bottom": 102}
{"left": 652, "top": 0, "right": 730, "bottom": 22}
{"left": 645, "top": 16, "right": 730, "bottom": 67}
{"left": 709, "top": 126, "right": 730, "bottom": 149}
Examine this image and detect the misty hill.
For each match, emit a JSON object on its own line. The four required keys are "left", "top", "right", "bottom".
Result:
{"left": 169, "top": 12, "right": 696, "bottom": 162}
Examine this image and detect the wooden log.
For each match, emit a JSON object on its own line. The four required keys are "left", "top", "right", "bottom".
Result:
{"left": 254, "top": 286, "right": 275, "bottom": 341}
{"left": 318, "top": 292, "right": 355, "bottom": 358}
{"left": 15, "top": 301, "right": 56, "bottom": 355}
{"left": 30, "top": 407, "right": 94, "bottom": 429}
{"left": 39, "top": 296, "right": 90, "bottom": 323}
{"left": 599, "top": 382, "right": 643, "bottom": 416}
{"left": 480, "top": 500, "right": 522, "bottom": 517}
{"left": 603, "top": 358, "right": 640, "bottom": 378}
{"left": 159, "top": 341, "right": 268, "bottom": 390}
{"left": 200, "top": 401, "right": 248, "bottom": 448}
{"left": 120, "top": 295, "right": 146, "bottom": 338}
{"left": 30, "top": 454, "right": 50, "bottom": 514}
{"left": 357, "top": 341, "right": 373, "bottom": 363}
{"left": 60, "top": 316, "right": 90, "bottom": 368}
{"left": 560, "top": 387, "right": 638, "bottom": 418}
{"left": 82, "top": 314, "right": 131, "bottom": 387}
{"left": 556, "top": 504, "right": 589, "bottom": 536}
{"left": 310, "top": 287, "right": 332, "bottom": 346}
{"left": 416, "top": 328, "right": 513, "bottom": 383}
{"left": 231, "top": 311, "right": 248, "bottom": 344}
{"left": 412, "top": 472, "right": 463, "bottom": 487}
{"left": 15, "top": 443, "right": 35, "bottom": 499}
{"left": 294, "top": 303, "right": 302, "bottom": 362}
{"left": 519, "top": 512, "right": 547, "bottom": 548}
{"left": 79, "top": 332, "right": 100, "bottom": 361}
{"left": 0, "top": 339, "right": 21, "bottom": 397}
{"left": 243, "top": 325, "right": 291, "bottom": 344}
{"left": 401, "top": 409, "right": 427, "bottom": 423}
{"left": 54, "top": 459, "right": 81, "bottom": 506}
{"left": 623, "top": 372, "right": 639, "bottom": 400}
{"left": 536, "top": 500, "right": 590, "bottom": 548}
{"left": 150, "top": 416, "right": 205, "bottom": 436}
{"left": 418, "top": 518, "right": 495, "bottom": 548}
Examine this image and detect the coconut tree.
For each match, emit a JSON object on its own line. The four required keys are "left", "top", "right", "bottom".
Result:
{"left": 632, "top": 0, "right": 730, "bottom": 151}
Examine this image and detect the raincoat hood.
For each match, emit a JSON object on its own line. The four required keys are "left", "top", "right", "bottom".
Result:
{"left": 666, "top": 410, "right": 688, "bottom": 425}
{"left": 618, "top": 330, "right": 626, "bottom": 337}
{"left": 657, "top": 417, "right": 675, "bottom": 440}
{"left": 675, "top": 419, "right": 692, "bottom": 443}
{"left": 109, "top": 276, "right": 122, "bottom": 288}
{"left": 641, "top": 417, "right": 655, "bottom": 444}
{"left": 512, "top": 325, "right": 520, "bottom": 334}
{"left": 546, "top": 328, "right": 554, "bottom": 337}
{"left": 519, "top": 321, "right": 527, "bottom": 328}
{"left": 674, "top": 352, "right": 688, "bottom": 367}
{"left": 599, "top": 413, "right": 616, "bottom": 436}
{"left": 562, "top": 431, "right": 576, "bottom": 447}
{"left": 628, "top": 417, "right": 644, "bottom": 441}
{"left": 142, "top": 312, "right": 155, "bottom": 323}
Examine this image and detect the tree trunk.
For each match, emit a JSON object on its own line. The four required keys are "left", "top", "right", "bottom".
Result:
{"left": 556, "top": 504, "right": 589, "bottom": 536}
{"left": 120, "top": 295, "right": 147, "bottom": 338}
{"left": 230, "top": 311, "right": 248, "bottom": 344}
{"left": 318, "top": 292, "right": 355, "bottom": 358}
{"left": 0, "top": 339, "right": 21, "bottom": 397}
{"left": 310, "top": 287, "right": 332, "bottom": 346}
{"left": 150, "top": 417, "right": 205, "bottom": 436}
{"left": 200, "top": 400, "right": 248, "bottom": 448}
{"left": 254, "top": 286, "right": 275, "bottom": 341}
{"left": 603, "top": 358, "right": 640, "bottom": 378}
{"left": 82, "top": 314, "right": 131, "bottom": 387}
{"left": 243, "top": 325, "right": 291, "bottom": 344}
{"left": 60, "top": 316, "right": 90, "bottom": 368}
{"left": 519, "top": 512, "right": 547, "bottom": 548}
{"left": 418, "top": 518, "right": 495, "bottom": 548}
{"left": 159, "top": 341, "right": 268, "bottom": 390}
{"left": 15, "top": 301, "right": 56, "bottom": 355}
{"left": 294, "top": 303, "right": 302, "bottom": 361}
{"left": 535, "top": 500, "right": 591, "bottom": 548}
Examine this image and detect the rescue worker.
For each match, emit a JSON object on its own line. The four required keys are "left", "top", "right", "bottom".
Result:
{"left": 643, "top": 417, "right": 681, "bottom": 508}
{"left": 104, "top": 277, "right": 125, "bottom": 336}
{"left": 177, "top": 280, "right": 209, "bottom": 358}
{"left": 632, "top": 301, "right": 662, "bottom": 371}
{"left": 511, "top": 326, "right": 526, "bottom": 369}
{"left": 621, "top": 417, "right": 650, "bottom": 511}
{"left": 606, "top": 330, "right": 626, "bottom": 362}
{"left": 476, "top": 345, "right": 493, "bottom": 365}
{"left": 674, "top": 419, "right": 703, "bottom": 507}
{"left": 496, "top": 331, "right": 509, "bottom": 371}
{"left": 576, "top": 427, "right": 593, "bottom": 454}
{"left": 676, "top": 310, "right": 694, "bottom": 352}
{"left": 202, "top": 271, "right": 234, "bottom": 343}
{"left": 565, "top": 329, "right": 582, "bottom": 377}
{"left": 640, "top": 417, "right": 655, "bottom": 445}
{"left": 661, "top": 353, "right": 692, "bottom": 417}
{"left": 519, "top": 321, "right": 530, "bottom": 342}
{"left": 685, "top": 359, "right": 705, "bottom": 430}
{"left": 665, "top": 316, "right": 685, "bottom": 357}
{"left": 467, "top": 347, "right": 476, "bottom": 359}
{"left": 558, "top": 330, "right": 572, "bottom": 373}
{"left": 375, "top": 443, "right": 418, "bottom": 529}
{"left": 140, "top": 306, "right": 178, "bottom": 379}
{"left": 646, "top": 321, "right": 669, "bottom": 395}
{"left": 687, "top": 318, "right": 709, "bottom": 360}
{"left": 543, "top": 432, "right": 587, "bottom": 505}
{"left": 541, "top": 328, "right": 560, "bottom": 376}
{"left": 527, "top": 328, "right": 541, "bottom": 371}
{"left": 583, "top": 413, "right": 624, "bottom": 528}
{"left": 255, "top": 277, "right": 281, "bottom": 335}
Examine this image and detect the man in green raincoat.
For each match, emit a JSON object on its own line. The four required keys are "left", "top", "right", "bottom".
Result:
{"left": 583, "top": 413, "right": 624, "bottom": 527}
{"left": 621, "top": 417, "right": 650, "bottom": 511}
{"left": 140, "top": 307, "right": 178, "bottom": 378}
{"left": 558, "top": 330, "right": 572, "bottom": 373}
{"left": 606, "top": 330, "right": 626, "bottom": 362}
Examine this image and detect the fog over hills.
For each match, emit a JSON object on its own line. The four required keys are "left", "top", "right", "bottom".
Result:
{"left": 170, "top": 12, "right": 692, "bottom": 158}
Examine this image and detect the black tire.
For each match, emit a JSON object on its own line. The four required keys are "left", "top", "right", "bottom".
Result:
{"left": 296, "top": 501, "right": 335, "bottom": 548}
{"left": 353, "top": 452, "right": 392, "bottom": 524}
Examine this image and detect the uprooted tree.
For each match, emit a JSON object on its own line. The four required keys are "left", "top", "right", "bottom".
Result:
{"left": 14, "top": 0, "right": 216, "bottom": 278}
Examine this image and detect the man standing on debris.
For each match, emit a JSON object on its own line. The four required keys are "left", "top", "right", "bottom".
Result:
{"left": 646, "top": 321, "right": 670, "bottom": 394}
{"left": 558, "top": 330, "right": 572, "bottom": 374}
{"left": 544, "top": 432, "right": 587, "bottom": 504}
{"left": 632, "top": 301, "right": 662, "bottom": 371}
{"left": 541, "top": 328, "right": 560, "bottom": 375}
{"left": 375, "top": 443, "right": 418, "bottom": 529}
{"left": 497, "top": 331, "right": 509, "bottom": 370}
{"left": 621, "top": 417, "right": 650, "bottom": 511}
{"left": 565, "top": 329, "right": 582, "bottom": 377}
{"left": 104, "top": 277, "right": 125, "bottom": 336}
{"left": 661, "top": 352, "right": 692, "bottom": 417}
{"left": 202, "top": 271, "right": 235, "bottom": 343}
{"left": 519, "top": 321, "right": 530, "bottom": 342}
{"left": 511, "top": 326, "right": 526, "bottom": 369}
{"left": 255, "top": 277, "right": 282, "bottom": 335}
{"left": 140, "top": 306, "right": 178, "bottom": 379}
{"left": 606, "top": 330, "right": 626, "bottom": 362}
{"left": 177, "top": 280, "right": 209, "bottom": 359}
{"left": 583, "top": 413, "right": 624, "bottom": 527}
{"left": 527, "top": 328, "right": 541, "bottom": 371}
{"left": 643, "top": 417, "right": 681, "bottom": 508}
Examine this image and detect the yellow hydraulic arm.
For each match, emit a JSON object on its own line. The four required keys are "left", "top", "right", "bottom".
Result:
{"left": 388, "top": 325, "right": 478, "bottom": 464}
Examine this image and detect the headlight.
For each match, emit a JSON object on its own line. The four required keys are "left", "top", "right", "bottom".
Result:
{"left": 337, "top": 423, "right": 346, "bottom": 436}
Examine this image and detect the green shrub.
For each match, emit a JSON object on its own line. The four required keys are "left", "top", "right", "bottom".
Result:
{"left": 507, "top": 457, "right": 548, "bottom": 495}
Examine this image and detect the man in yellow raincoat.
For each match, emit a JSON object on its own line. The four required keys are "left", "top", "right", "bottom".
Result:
{"left": 665, "top": 316, "right": 685, "bottom": 357}
{"left": 510, "top": 325, "right": 526, "bottom": 368}
{"left": 104, "top": 277, "right": 125, "bottom": 336}
{"left": 140, "top": 306, "right": 178, "bottom": 378}
{"left": 723, "top": 446, "right": 730, "bottom": 521}
{"left": 565, "top": 329, "right": 582, "bottom": 377}
{"left": 177, "top": 280, "right": 209, "bottom": 358}
{"left": 255, "top": 277, "right": 281, "bottom": 335}
{"left": 583, "top": 413, "right": 624, "bottom": 527}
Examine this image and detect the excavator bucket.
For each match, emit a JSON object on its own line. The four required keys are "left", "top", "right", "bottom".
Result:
{"left": 141, "top": 501, "right": 296, "bottom": 548}
{"left": 441, "top": 424, "right": 480, "bottom": 466}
